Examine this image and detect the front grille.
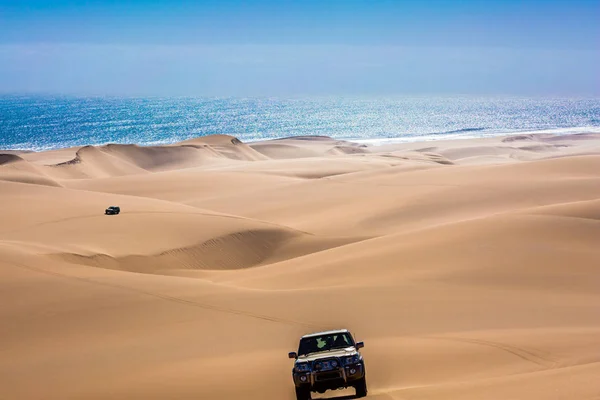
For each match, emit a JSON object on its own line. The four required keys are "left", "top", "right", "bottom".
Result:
{"left": 315, "top": 371, "right": 342, "bottom": 381}
{"left": 314, "top": 357, "right": 341, "bottom": 371}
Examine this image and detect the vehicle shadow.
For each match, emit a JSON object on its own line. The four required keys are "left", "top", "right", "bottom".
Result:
{"left": 311, "top": 392, "right": 357, "bottom": 400}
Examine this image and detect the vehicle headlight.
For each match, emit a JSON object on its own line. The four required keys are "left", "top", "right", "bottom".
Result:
{"left": 295, "top": 363, "right": 311, "bottom": 373}
{"left": 331, "top": 360, "right": 338, "bottom": 368}
{"left": 343, "top": 355, "right": 360, "bottom": 365}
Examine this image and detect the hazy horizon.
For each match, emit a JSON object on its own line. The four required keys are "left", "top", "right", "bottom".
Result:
{"left": 1, "top": 0, "right": 598, "bottom": 97}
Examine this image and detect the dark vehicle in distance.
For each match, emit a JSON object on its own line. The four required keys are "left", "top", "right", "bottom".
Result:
{"left": 289, "top": 329, "right": 367, "bottom": 399}
{"left": 105, "top": 206, "right": 120, "bottom": 215}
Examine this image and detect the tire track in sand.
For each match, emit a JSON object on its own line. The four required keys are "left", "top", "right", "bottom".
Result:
{"left": 425, "top": 335, "right": 559, "bottom": 369}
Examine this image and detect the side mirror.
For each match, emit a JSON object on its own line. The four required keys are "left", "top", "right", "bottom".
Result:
{"left": 288, "top": 352, "right": 298, "bottom": 359}
{"left": 355, "top": 342, "right": 364, "bottom": 349}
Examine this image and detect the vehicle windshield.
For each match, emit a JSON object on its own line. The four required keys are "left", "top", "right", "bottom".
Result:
{"left": 298, "top": 333, "right": 355, "bottom": 356}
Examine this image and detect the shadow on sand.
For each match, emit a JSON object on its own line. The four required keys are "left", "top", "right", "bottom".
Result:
{"left": 311, "top": 390, "right": 358, "bottom": 400}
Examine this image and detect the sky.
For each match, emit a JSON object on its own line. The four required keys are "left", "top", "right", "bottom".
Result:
{"left": 0, "top": 0, "right": 598, "bottom": 97}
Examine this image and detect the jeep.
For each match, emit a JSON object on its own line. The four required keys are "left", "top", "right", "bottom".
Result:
{"left": 105, "top": 206, "right": 120, "bottom": 215}
{"left": 289, "top": 329, "right": 367, "bottom": 399}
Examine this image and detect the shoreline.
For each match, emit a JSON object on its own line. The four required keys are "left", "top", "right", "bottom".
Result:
{"left": 3, "top": 125, "right": 600, "bottom": 153}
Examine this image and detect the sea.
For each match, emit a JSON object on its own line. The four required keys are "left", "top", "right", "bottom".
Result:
{"left": 1, "top": 95, "right": 599, "bottom": 151}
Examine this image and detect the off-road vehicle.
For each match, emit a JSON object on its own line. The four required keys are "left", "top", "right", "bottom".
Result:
{"left": 289, "top": 329, "right": 367, "bottom": 399}
{"left": 105, "top": 206, "right": 120, "bottom": 215}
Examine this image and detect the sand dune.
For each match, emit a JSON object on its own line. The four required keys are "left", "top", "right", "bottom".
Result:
{"left": 1, "top": 133, "right": 600, "bottom": 400}
{"left": 19, "top": 146, "right": 81, "bottom": 165}
{"left": 250, "top": 136, "right": 369, "bottom": 159}
{"left": 178, "top": 134, "right": 269, "bottom": 161}
{"left": 63, "top": 169, "right": 303, "bottom": 204}
{"left": 2, "top": 135, "right": 268, "bottom": 183}
{"left": 0, "top": 154, "right": 63, "bottom": 187}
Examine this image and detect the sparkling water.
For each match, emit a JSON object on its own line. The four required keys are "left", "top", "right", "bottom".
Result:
{"left": 1, "top": 95, "right": 599, "bottom": 151}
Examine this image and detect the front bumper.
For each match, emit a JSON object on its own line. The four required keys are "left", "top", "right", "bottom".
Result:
{"left": 293, "top": 362, "right": 365, "bottom": 390}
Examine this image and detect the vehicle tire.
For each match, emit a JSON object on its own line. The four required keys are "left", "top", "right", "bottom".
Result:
{"left": 295, "top": 387, "right": 311, "bottom": 400}
{"left": 354, "top": 377, "right": 368, "bottom": 398}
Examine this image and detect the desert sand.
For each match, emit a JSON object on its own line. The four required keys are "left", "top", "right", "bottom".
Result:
{"left": 1, "top": 132, "right": 599, "bottom": 400}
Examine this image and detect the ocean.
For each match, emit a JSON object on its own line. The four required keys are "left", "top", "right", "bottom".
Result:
{"left": 1, "top": 95, "right": 599, "bottom": 151}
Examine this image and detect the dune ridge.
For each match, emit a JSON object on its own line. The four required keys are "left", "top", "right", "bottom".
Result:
{"left": 1, "top": 132, "right": 600, "bottom": 400}
{"left": 54, "top": 228, "right": 360, "bottom": 274}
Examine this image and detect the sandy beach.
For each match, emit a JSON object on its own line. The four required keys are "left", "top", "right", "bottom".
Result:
{"left": 1, "top": 132, "right": 600, "bottom": 400}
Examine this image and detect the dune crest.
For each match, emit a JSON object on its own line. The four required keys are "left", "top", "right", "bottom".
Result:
{"left": 0, "top": 154, "right": 63, "bottom": 187}
{"left": 55, "top": 228, "right": 359, "bottom": 275}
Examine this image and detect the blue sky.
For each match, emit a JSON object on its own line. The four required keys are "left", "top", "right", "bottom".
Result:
{"left": 0, "top": 0, "right": 598, "bottom": 96}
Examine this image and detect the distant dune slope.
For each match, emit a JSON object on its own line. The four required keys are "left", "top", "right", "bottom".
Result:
{"left": 63, "top": 170, "right": 303, "bottom": 203}
{"left": 176, "top": 134, "right": 269, "bottom": 161}
{"left": 189, "top": 155, "right": 600, "bottom": 236}
{"left": 0, "top": 154, "right": 63, "bottom": 187}
{"left": 249, "top": 136, "right": 369, "bottom": 159}
{"left": 2, "top": 134, "right": 269, "bottom": 181}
